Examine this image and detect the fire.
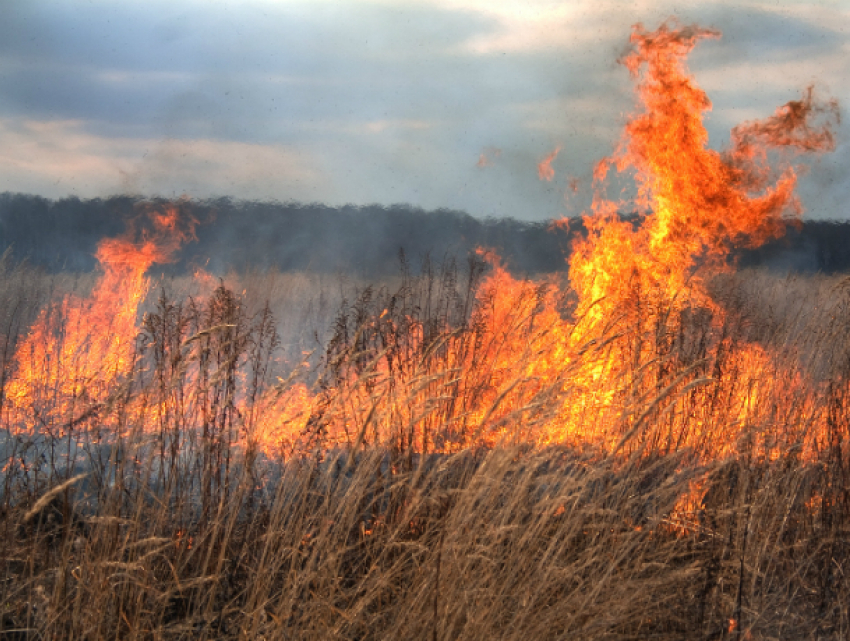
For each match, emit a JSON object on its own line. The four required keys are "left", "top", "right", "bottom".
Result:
{"left": 7, "top": 205, "right": 195, "bottom": 432}
{"left": 538, "top": 146, "right": 561, "bottom": 181}
{"left": 559, "top": 21, "right": 837, "bottom": 458}
{"left": 570, "top": 21, "right": 837, "bottom": 332}
{"left": 3, "top": 23, "right": 845, "bottom": 638}
{"left": 256, "top": 20, "right": 837, "bottom": 460}
{"left": 3, "top": 20, "right": 840, "bottom": 477}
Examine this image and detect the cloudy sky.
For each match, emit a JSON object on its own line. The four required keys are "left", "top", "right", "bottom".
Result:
{"left": 0, "top": 0, "right": 847, "bottom": 221}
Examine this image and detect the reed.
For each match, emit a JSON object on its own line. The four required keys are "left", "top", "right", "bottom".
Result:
{"left": 0, "top": 260, "right": 848, "bottom": 639}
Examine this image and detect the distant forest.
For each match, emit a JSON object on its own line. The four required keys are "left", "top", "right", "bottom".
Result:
{"left": 0, "top": 193, "right": 848, "bottom": 278}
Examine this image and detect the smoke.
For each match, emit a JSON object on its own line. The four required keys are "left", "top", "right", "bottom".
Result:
{"left": 0, "top": 194, "right": 572, "bottom": 277}
{"left": 0, "top": 193, "right": 848, "bottom": 279}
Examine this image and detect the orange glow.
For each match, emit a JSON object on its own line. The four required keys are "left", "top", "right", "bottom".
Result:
{"left": 568, "top": 22, "right": 837, "bottom": 332}
{"left": 538, "top": 146, "right": 561, "bottom": 181}
{"left": 7, "top": 205, "right": 195, "bottom": 432}
{"left": 5, "top": 21, "right": 840, "bottom": 495}
{"left": 477, "top": 147, "right": 502, "bottom": 168}
{"left": 249, "top": 20, "right": 836, "bottom": 463}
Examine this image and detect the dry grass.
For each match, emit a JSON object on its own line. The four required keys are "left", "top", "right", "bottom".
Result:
{"left": 1, "top": 261, "right": 849, "bottom": 639}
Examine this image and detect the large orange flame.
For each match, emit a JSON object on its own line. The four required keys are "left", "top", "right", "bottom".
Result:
{"left": 251, "top": 21, "right": 839, "bottom": 460}
{"left": 570, "top": 21, "right": 838, "bottom": 331}
{"left": 4, "top": 21, "right": 839, "bottom": 479}
{"left": 7, "top": 205, "right": 195, "bottom": 432}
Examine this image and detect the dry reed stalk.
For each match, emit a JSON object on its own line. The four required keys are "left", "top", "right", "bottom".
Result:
{"left": 0, "top": 264, "right": 849, "bottom": 638}
{"left": 22, "top": 473, "right": 87, "bottom": 524}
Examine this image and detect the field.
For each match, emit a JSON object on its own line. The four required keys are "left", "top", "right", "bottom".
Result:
{"left": 2, "top": 20, "right": 847, "bottom": 640}
{"left": 1, "top": 257, "right": 850, "bottom": 640}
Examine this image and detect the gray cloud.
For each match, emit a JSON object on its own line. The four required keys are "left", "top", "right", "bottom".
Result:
{"left": 0, "top": 0, "right": 846, "bottom": 220}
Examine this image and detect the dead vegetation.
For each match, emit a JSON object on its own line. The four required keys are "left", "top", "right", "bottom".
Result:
{"left": 0, "top": 259, "right": 849, "bottom": 640}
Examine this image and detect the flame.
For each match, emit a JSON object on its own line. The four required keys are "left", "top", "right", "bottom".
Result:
{"left": 538, "top": 146, "right": 561, "bottom": 181}
{"left": 7, "top": 205, "right": 195, "bottom": 431}
{"left": 251, "top": 20, "right": 837, "bottom": 461}
{"left": 569, "top": 21, "right": 837, "bottom": 331}
{"left": 549, "top": 20, "right": 836, "bottom": 461}
{"left": 477, "top": 147, "right": 502, "bottom": 168}
{"left": 4, "top": 19, "right": 840, "bottom": 503}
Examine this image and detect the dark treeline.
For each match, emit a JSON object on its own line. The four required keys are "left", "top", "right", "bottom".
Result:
{"left": 0, "top": 192, "right": 848, "bottom": 277}
{"left": 0, "top": 193, "right": 574, "bottom": 276}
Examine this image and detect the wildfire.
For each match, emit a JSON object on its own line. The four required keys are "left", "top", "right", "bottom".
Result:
{"left": 3, "top": 22, "right": 845, "bottom": 639}
{"left": 559, "top": 20, "right": 838, "bottom": 458}
{"left": 4, "top": 20, "right": 840, "bottom": 474}
{"left": 7, "top": 205, "right": 195, "bottom": 432}
{"left": 569, "top": 21, "right": 837, "bottom": 331}
{"left": 257, "top": 19, "right": 837, "bottom": 459}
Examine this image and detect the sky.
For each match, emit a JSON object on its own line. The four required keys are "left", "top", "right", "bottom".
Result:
{"left": 0, "top": 0, "right": 847, "bottom": 221}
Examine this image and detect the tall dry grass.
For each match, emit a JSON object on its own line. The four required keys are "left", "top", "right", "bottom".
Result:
{"left": 0, "top": 260, "right": 849, "bottom": 639}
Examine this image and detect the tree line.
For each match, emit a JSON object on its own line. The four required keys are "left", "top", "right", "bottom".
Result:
{"left": 0, "top": 193, "right": 846, "bottom": 277}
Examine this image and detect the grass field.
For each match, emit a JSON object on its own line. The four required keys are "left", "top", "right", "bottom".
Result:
{"left": 2, "top": 19, "right": 845, "bottom": 640}
{"left": 0, "top": 255, "right": 849, "bottom": 640}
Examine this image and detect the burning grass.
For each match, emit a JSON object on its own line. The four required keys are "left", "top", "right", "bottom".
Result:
{"left": 2, "top": 259, "right": 850, "bottom": 639}
{"left": 1, "top": 18, "right": 848, "bottom": 640}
